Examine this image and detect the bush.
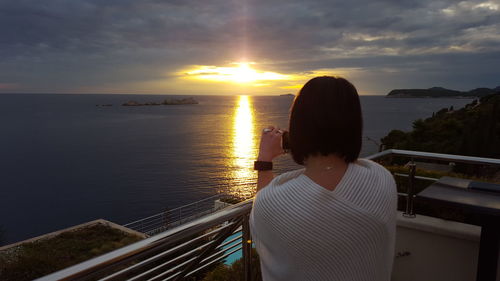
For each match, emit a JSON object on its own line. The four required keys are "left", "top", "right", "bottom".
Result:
{"left": 0, "top": 224, "right": 143, "bottom": 281}
{"left": 203, "top": 249, "right": 262, "bottom": 281}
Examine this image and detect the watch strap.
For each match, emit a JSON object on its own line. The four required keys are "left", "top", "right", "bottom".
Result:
{"left": 254, "top": 161, "right": 273, "bottom": 171}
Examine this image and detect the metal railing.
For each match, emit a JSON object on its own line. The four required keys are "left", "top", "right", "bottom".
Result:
{"left": 366, "top": 149, "right": 500, "bottom": 217}
{"left": 38, "top": 200, "right": 253, "bottom": 281}
{"left": 38, "top": 149, "right": 500, "bottom": 281}
{"left": 123, "top": 194, "right": 225, "bottom": 236}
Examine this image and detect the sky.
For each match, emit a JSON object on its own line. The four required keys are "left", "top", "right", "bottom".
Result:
{"left": 0, "top": 0, "right": 499, "bottom": 95}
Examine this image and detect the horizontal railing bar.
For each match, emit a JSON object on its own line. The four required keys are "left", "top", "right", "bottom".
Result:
{"left": 128, "top": 240, "right": 214, "bottom": 281}
{"left": 367, "top": 149, "right": 500, "bottom": 166}
{"left": 100, "top": 222, "right": 236, "bottom": 281}
{"left": 126, "top": 209, "right": 214, "bottom": 231}
{"left": 161, "top": 246, "right": 243, "bottom": 281}
{"left": 201, "top": 240, "right": 242, "bottom": 264}
{"left": 38, "top": 200, "right": 253, "bottom": 281}
{"left": 124, "top": 194, "right": 221, "bottom": 227}
{"left": 146, "top": 235, "right": 244, "bottom": 281}
{"left": 127, "top": 208, "right": 219, "bottom": 233}
{"left": 130, "top": 219, "right": 167, "bottom": 231}
{"left": 394, "top": 173, "right": 439, "bottom": 182}
{"left": 216, "top": 234, "right": 242, "bottom": 251}
{"left": 130, "top": 232, "right": 241, "bottom": 281}
{"left": 147, "top": 250, "right": 200, "bottom": 281}
{"left": 184, "top": 246, "right": 243, "bottom": 278}
{"left": 153, "top": 230, "right": 243, "bottom": 281}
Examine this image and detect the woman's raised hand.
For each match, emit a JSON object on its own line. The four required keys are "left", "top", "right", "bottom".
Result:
{"left": 257, "top": 126, "right": 285, "bottom": 162}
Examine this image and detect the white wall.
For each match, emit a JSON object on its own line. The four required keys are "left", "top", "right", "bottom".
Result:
{"left": 392, "top": 212, "right": 480, "bottom": 281}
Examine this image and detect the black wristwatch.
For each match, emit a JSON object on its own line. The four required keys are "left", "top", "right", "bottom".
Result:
{"left": 254, "top": 161, "right": 273, "bottom": 171}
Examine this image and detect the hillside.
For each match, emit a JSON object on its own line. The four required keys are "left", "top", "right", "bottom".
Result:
{"left": 381, "top": 93, "right": 500, "bottom": 161}
{"left": 386, "top": 86, "right": 499, "bottom": 98}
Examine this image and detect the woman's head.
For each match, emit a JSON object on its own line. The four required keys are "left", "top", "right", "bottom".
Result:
{"left": 289, "top": 76, "right": 363, "bottom": 165}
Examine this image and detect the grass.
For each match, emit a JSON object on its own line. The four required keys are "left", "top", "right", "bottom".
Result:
{"left": 0, "top": 224, "right": 143, "bottom": 281}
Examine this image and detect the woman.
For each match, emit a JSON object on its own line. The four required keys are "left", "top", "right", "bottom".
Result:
{"left": 250, "top": 76, "right": 397, "bottom": 281}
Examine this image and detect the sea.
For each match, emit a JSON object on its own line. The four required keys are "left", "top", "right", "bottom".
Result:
{"left": 0, "top": 94, "right": 472, "bottom": 244}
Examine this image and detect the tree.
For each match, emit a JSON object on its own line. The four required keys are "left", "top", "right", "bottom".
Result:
{"left": 380, "top": 93, "right": 500, "bottom": 176}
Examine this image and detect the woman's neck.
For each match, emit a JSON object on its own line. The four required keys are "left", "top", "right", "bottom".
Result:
{"left": 304, "top": 154, "right": 349, "bottom": 191}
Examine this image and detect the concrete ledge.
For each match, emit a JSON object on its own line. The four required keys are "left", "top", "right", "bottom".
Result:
{"left": 393, "top": 212, "right": 481, "bottom": 281}
{"left": 396, "top": 211, "right": 480, "bottom": 242}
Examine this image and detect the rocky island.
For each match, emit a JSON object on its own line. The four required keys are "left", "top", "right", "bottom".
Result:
{"left": 280, "top": 93, "right": 295, "bottom": 97}
{"left": 122, "top": 97, "right": 198, "bottom": 106}
{"left": 386, "top": 86, "right": 500, "bottom": 98}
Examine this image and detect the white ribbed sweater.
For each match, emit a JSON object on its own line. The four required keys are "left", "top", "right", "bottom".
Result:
{"left": 250, "top": 159, "right": 397, "bottom": 281}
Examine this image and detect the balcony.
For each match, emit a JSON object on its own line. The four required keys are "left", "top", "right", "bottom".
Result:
{"left": 35, "top": 149, "right": 500, "bottom": 281}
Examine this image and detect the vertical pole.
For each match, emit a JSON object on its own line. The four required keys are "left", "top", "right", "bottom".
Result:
{"left": 242, "top": 214, "right": 252, "bottom": 281}
{"left": 476, "top": 220, "right": 500, "bottom": 281}
{"left": 404, "top": 161, "right": 416, "bottom": 218}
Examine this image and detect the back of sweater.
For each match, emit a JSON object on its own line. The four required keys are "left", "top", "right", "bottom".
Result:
{"left": 250, "top": 159, "right": 397, "bottom": 281}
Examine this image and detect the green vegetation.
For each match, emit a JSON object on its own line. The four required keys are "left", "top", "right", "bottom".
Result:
{"left": 386, "top": 86, "right": 500, "bottom": 98}
{"left": 203, "top": 249, "right": 262, "bottom": 281}
{"left": 219, "top": 196, "right": 244, "bottom": 205}
{"left": 382, "top": 93, "right": 500, "bottom": 176}
{"left": 0, "top": 224, "right": 143, "bottom": 281}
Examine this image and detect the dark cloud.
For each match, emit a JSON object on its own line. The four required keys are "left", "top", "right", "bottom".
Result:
{"left": 0, "top": 0, "right": 499, "bottom": 93}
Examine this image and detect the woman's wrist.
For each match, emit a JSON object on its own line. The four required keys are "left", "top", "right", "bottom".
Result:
{"left": 257, "top": 154, "right": 273, "bottom": 162}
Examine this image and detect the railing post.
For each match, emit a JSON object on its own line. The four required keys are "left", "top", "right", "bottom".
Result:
{"left": 242, "top": 214, "right": 252, "bottom": 281}
{"left": 403, "top": 161, "right": 416, "bottom": 218}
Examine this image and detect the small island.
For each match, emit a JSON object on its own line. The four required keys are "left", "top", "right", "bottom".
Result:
{"left": 280, "top": 93, "right": 295, "bottom": 97}
{"left": 122, "top": 97, "right": 198, "bottom": 106}
{"left": 386, "top": 86, "right": 500, "bottom": 98}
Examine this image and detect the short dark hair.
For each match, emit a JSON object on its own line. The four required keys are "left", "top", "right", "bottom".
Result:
{"left": 289, "top": 76, "right": 363, "bottom": 165}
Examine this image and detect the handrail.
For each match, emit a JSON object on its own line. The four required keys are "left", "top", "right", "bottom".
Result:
{"left": 37, "top": 149, "right": 500, "bottom": 281}
{"left": 124, "top": 194, "right": 221, "bottom": 227}
{"left": 123, "top": 194, "right": 224, "bottom": 235}
{"left": 367, "top": 149, "right": 500, "bottom": 165}
{"left": 36, "top": 200, "right": 253, "bottom": 281}
{"left": 367, "top": 149, "right": 500, "bottom": 217}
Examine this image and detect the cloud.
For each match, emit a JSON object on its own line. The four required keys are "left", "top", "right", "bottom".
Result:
{"left": 0, "top": 0, "right": 499, "bottom": 94}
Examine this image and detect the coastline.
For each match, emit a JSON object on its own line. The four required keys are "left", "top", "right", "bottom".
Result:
{"left": 385, "top": 96, "right": 477, "bottom": 99}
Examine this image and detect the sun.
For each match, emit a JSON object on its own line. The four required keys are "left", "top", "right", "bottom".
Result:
{"left": 184, "top": 62, "right": 289, "bottom": 84}
{"left": 232, "top": 63, "right": 259, "bottom": 83}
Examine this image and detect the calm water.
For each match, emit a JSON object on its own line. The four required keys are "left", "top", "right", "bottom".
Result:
{"left": 0, "top": 94, "right": 471, "bottom": 243}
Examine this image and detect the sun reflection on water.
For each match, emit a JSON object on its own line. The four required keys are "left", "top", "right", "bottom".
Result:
{"left": 229, "top": 95, "right": 257, "bottom": 198}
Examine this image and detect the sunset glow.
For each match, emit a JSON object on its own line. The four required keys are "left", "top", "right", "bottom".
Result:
{"left": 174, "top": 63, "right": 363, "bottom": 94}
{"left": 184, "top": 62, "right": 289, "bottom": 84}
